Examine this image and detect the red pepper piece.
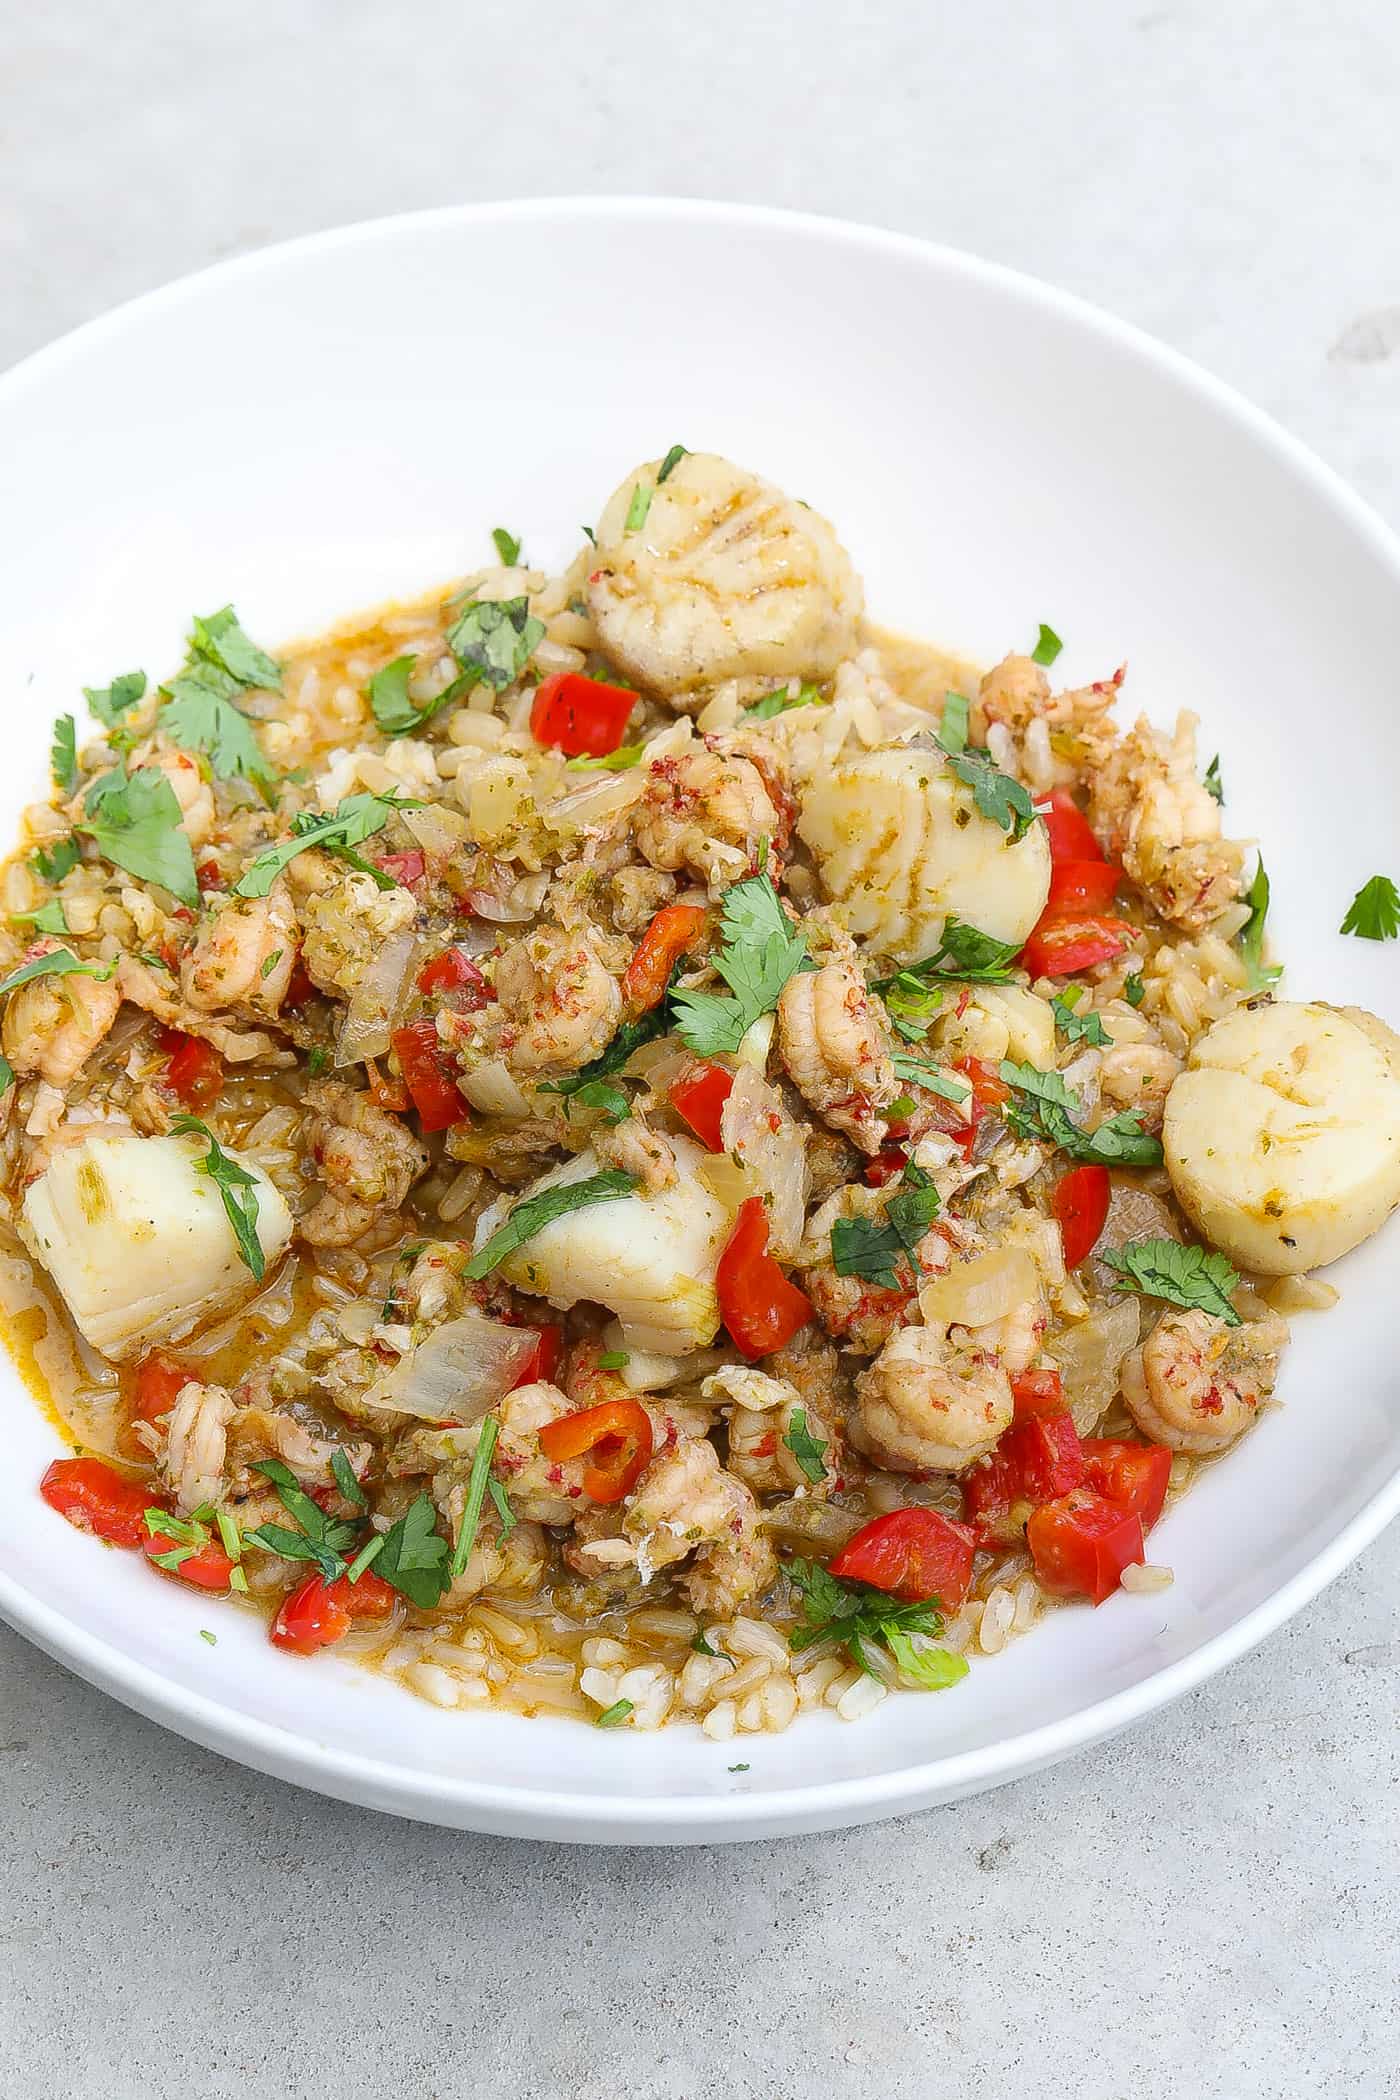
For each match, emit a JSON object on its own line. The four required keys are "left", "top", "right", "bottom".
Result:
{"left": 538, "top": 1397, "right": 654, "bottom": 1505}
{"left": 159, "top": 1028, "right": 224, "bottom": 1112}
{"left": 530, "top": 672, "right": 636, "bottom": 758}
{"left": 622, "top": 905, "right": 707, "bottom": 1013}
{"left": 669, "top": 1061, "right": 734, "bottom": 1151}
{"left": 828, "top": 1507, "right": 978, "bottom": 1608}
{"left": 1027, "top": 1487, "right": 1145, "bottom": 1604}
{"left": 1053, "top": 1163, "right": 1111, "bottom": 1269}
{"left": 391, "top": 1019, "right": 469, "bottom": 1133}
{"left": 40, "top": 1457, "right": 156, "bottom": 1551}
{"left": 715, "top": 1196, "right": 813, "bottom": 1361}
{"left": 1081, "top": 1439, "right": 1172, "bottom": 1529}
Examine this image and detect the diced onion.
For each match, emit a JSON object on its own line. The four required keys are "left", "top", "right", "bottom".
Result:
{"left": 735, "top": 1012, "right": 775, "bottom": 1072}
{"left": 1045, "top": 1298, "right": 1142, "bottom": 1435}
{"left": 359, "top": 1310, "right": 540, "bottom": 1422}
{"left": 718, "top": 1064, "right": 808, "bottom": 1259}
{"left": 459, "top": 1057, "right": 532, "bottom": 1118}
{"left": 919, "top": 1247, "right": 1039, "bottom": 1331}
{"left": 335, "top": 927, "right": 417, "bottom": 1067}
{"left": 402, "top": 803, "right": 470, "bottom": 857}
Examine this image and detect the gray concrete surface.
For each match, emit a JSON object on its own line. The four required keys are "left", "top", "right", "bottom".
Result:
{"left": 2, "top": 3, "right": 1399, "bottom": 2093}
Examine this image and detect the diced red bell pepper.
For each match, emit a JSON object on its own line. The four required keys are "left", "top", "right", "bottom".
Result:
{"left": 669, "top": 1060, "right": 734, "bottom": 1151}
{"left": 828, "top": 1506, "right": 977, "bottom": 1608}
{"left": 963, "top": 1410, "right": 1085, "bottom": 1539}
{"left": 123, "top": 1352, "right": 194, "bottom": 1455}
{"left": 142, "top": 1529, "right": 234, "bottom": 1592}
{"left": 512, "top": 1322, "right": 564, "bottom": 1389}
{"left": 1021, "top": 913, "right": 1133, "bottom": 980}
{"left": 530, "top": 672, "right": 636, "bottom": 758}
{"left": 1053, "top": 1163, "right": 1111, "bottom": 1269}
{"left": 270, "top": 1568, "right": 397, "bottom": 1656}
{"left": 391, "top": 1018, "right": 469, "bottom": 1133}
{"left": 864, "top": 1146, "right": 908, "bottom": 1188}
{"left": 40, "top": 1457, "right": 156, "bottom": 1551}
{"left": 622, "top": 904, "right": 707, "bottom": 1012}
{"left": 1046, "top": 859, "right": 1120, "bottom": 914}
{"left": 715, "top": 1196, "right": 813, "bottom": 1361}
{"left": 1010, "top": 1367, "right": 1066, "bottom": 1419}
{"left": 378, "top": 850, "right": 425, "bottom": 890}
{"left": 1027, "top": 1487, "right": 1145, "bottom": 1604}
{"left": 159, "top": 1027, "right": 224, "bottom": 1112}
{"left": 538, "top": 1397, "right": 654, "bottom": 1504}
{"left": 416, "top": 947, "right": 493, "bottom": 1004}
{"left": 1037, "top": 788, "right": 1105, "bottom": 865}
{"left": 1081, "top": 1439, "right": 1172, "bottom": 1529}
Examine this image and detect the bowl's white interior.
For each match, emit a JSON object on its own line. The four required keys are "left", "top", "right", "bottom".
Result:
{"left": 1, "top": 200, "right": 1397, "bottom": 1841}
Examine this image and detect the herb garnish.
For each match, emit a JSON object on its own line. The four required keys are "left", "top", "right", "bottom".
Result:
{"left": 624, "top": 485, "right": 652, "bottom": 532}
{"left": 378, "top": 1492, "right": 453, "bottom": 1606}
{"left": 445, "top": 595, "right": 546, "bottom": 691}
{"left": 597, "top": 1350, "right": 630, "bottom": 1370}
{"left": 1124, "top": 972, "right": 1145, "bottom": 1008}
{"left": 889, "top": 1053, "right": 971, "bottom": 1104}
{"left": 0, "top": 948, "right": 116, "bottom": 1000}
{"left": 76, "top": 763, "right": 200, "bottom": 905}
{"left": 787, "top": 1558, "right": 968, "bottom": 1688}
{"left": 331, "top": 1447, "right": 366, "bottom": 1510}
{"left": 830, "top": 1159, "right": 941, "bottom": 1288}
{"left": 366, "top": 655, "right": 423, "bottom": 736}
{"left": 935, "top": 697, "right": 1035, "bottom": 840}
{"left": 1239, "top": 856, "right": 1282, "bottom": 991}
{"left": 782, "top": 1408, "right": 829, "bottom": 1485}
{"left": 565, "top": 743, "right": 644, "bottom": 772}
{"left": 998, "top": 1059, "right": 1163, "bottom": 1167}
{"left": 1051, "top": 985, "right": 1112, "bottom": 1047}
{"left": 448, "top": 1417, "right": 500, "bottom": 1582}
{"left": 170, "top": 1112, "right": 265, "bottom": 1279}
{"left": 742, "top": 682, "right": 825, "bottom": 723}
{"left": 671, "top": 872, "right": 807, "bottom": 1055}
{"left": 233, "top": 790, "right": 418, "bottom": 899}
{"left": 246, "top": 1459, "right": 359, "bottom": 1581}
{"left": 1340, "top": 874, "right": 1400, "bottom": 942}
{"left": 1204, "top": 753, "right": 1223, "bottom": 805}
{"left": 538, "top": 1000, "right": 675, "bottom": 1104}
{"left": 656, "top": 444, "right": 688, "bottom": 483}
{"left": 487, "top": 1476, "right": 517, "bottom": 1540}
{"left": 51, "top": 717, "right": 78, "bottom": 797}
{"left": 32, "top": 838, "right": 80, "bottom": 884}
{"left": 595, "top": 1699, "right": 634, "bottom": 1727}
{"left": 1031, "top": 623, "right": 1063, "bottom": 667}
{"left": 873, "top": 917, "right": 1022, "bottom": 995}
{"left": 492, "top": 527, "right": 522, "bottom": 566}
{"left": 15, "top": 899, "right": 69, "bottom": 935}
{"left": 84, "top": 670, "right": 147, "bottom": 733}
{"left": 464, "top": 1171, "right": 640, "bottom": 1281}
{"left": 0, "top": 1057, "right": 14, "bottom": 1094}
{"left": 158, "top": 607, "right": 281, "bottom": 790}
{"left": 1102, "top": 1237, "right": 1242, "bottom": 1327}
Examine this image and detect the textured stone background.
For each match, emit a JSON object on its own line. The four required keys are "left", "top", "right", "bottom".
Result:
{"left": 2, "top": 4, "right": 1398, "bottom": 2093}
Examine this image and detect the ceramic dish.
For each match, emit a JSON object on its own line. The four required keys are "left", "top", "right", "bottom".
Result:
{"left": 1, "top": 198, "right": 1397, "bottom": 1843}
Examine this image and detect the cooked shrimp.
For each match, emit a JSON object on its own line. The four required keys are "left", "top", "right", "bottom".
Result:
{"left": 299, "top": 871, "right": 417, "bottom": 1000}
{"left": 587, "top": 451, "right": 861, "bottom": 702}
{"left": 299, "top": 1080, "right": 429, "bottom": 1247}
{"left": 160, "top": 1379, "right": 236, "bottom": 1514}
{"left": 180, "top": 880, "right": 299, "bottom": 1017}
{"left": 115, "top": 955, "right": 278, "bottom": 1063}
{"left": 1090, "top": 712, "right": 1243, "bottom": 932}
{"left": 632, "top": 740, "right": 780, "bottom": 894}
{"left": 592, "top": 1113, "right": 677, "bottom": 1193}
{"left": 1097, "top": 1041, "right": 1181, "bottom": 1132}
{"left": 623, "top": 1434, "right": 776, "bottom": 1615}
{"left": 851, "top": 1324, "right": 1014, "bottom": 1475}
{"left": 486, "top": 925, "right": 622, "bottom": 1077}
{"left": 777, "top": 934, "right": 896, "bottom": 1153}
{"left": 1120, "top": 1308, "right": 1287, "bottom": 1454}
{"left": 1, "top": 942, "right": 121, "bottom": 1086}
{"left": 479, "top": 1379, "right": 588, "bottom": 1526}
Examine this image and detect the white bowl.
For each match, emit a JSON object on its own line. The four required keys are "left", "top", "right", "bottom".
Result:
{"left": 2, "top": 199, "right": 1397, "bottom": 1844}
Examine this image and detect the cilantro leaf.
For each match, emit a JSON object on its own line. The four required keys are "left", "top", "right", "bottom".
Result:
{"left": 656, "top": 444, "right": 688, "bottom": 483}
{"left": 0, "top": 1057, "right": 13, "bottom": 1094}
{"left": 563, "top": 1078, "right": 632, "bottom": 1123}
{"left": 884, "top": 1629, "right": 970, "bottom": 1691}
{"left": 491, "top": 527, "right": 522, "bottom": 566}
{"left": 1124, "top": 972, "right": 1145, "bottom": 1008}
{"left": 566, "top": 743, "right": 644, "bottom": 772}
{"left": 1203, "top": 753, "right": 1223, "bottom": 805}
{"left": 445, "top": 595, "right": 545, "bottom": 691}
{"left": 831, "top": 1159, "right": 940, "bottom": 1286}
{"left": 938, "top": 691, "right": 971, "bottom": 754}
{"left": 1031, "top": 622, "right": 1063, "bottom": 667}
{"left": 999, "top": 1060, "right": 1163, "bottom": 1166}
{"left": 875, "top": 918, "right": 1022, "bottom": 992}
{"left": 1340, "top": 874, "right": 1400, "bottom": 943}
{"left": 1051, "top": 987, "right": 1112, "bottom": 1047}
{"left": 32, "top": 838, "right": 80, "bottom": 884}
{"left": 782, "top": 1408, "right": 828, "bottom": 1485}
{"left": 84, "top": 670, "right": 147, "bottom": 732}
{"left": 378, "top": 1491, "right": 453, "bottom": 1608}
{"left": 51, "top": 716, "right": 77, "bottom": 797}
{"left": 1240, "top": 856, "right": 1282, "bottom": 992}
{"left": 246, "top": 1458, "right": 358, "bottom": 1582}
{"left": 1102, "top": 1237, "right": 1242, "bottom": 1326}
{"left": 170, "top": 1112, "right": 266, "bottom": 1279}
{"left": 487, "top": 1475, "right": 517, "bottom": 1540}
{"left": 539, "top": 997, "right": 679, "bottom": 1102}
{"left": 188, "top": 606, "right": 282, "bottom": 692}
{"left": 671, "top": 872, "right": 807, "bottom": 1055}
{"left": 742, "top": 682, "right": 825, "bottom": 723}
{"left": 233, "top": 791, "right": 416, "bottom": 898}
{"left": 944, "top": 746, "right": 1036, "bottom": 840}
{"left": 624, "top": 484, "right": 652, "bottom": 532}
{"left": 0, "top": 948, "right": 116, "bottom": 1000}
{"left": 367, "top": 654, "right": 421, "bottom": 736}
{"left": 889, "top": 1053, "right": 971, "bottom": 1105}
{"left": 331, "top": 1446, "right": 367, "bottom": 1510}
{"left": 464, "top": 1170, "right": 639, "bottom": 1281}
{"left": 786, "top": 1559, "right": 957, "bottom": 1681}
{"left": 159, "top": 665, "right": 276, "bottom": 789}
{"left": 15, "top": 899, "right": 69, "bottom": 935}
{"left": 448, "top": 1415, "right": 500, "bottom": 1581}
{"left": 76, "top": 763, "right": 199, "bottom": 906}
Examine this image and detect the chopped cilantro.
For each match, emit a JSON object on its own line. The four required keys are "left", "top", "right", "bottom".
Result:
{"left": 1203, "top": 753, "right": 1223, "bottom": 805}
{"left": 1340, "top": 874, "right": 1400, "bottom": 943}
{"left": 539, "top": 1001, "right": 674, "bottom": 1101}
{"left": 51, "top": 716, "right": 77, "bottom": 797}
{"left": 306, "top": 1046, "right": 330, "bottom": 1077}
{"left": 889, "top": 1053, "right": 971, "bottom": 1105}
{"left": 831, "top": 1159, "right": 940, "bottom": 1287}
{"left": 1239, "top": 856, "right": 1282, "bottom": 992}
{"left": 874, "top": 917, "right": 1022, "bottom": 994}
{"left": 0, "top": 948, "right": 116, "bottom": 1000}
{"left": 1031, "top": 623, "right": 1063, "bottom": 667}
{"left": 32, "top": 838, "right": 80, "bottom": 884}
{"left": 233, "top": 790, "right": 417, "bottom": 898}
{"left": 331, "top": 1447, "right": 366, "bottom": 1510}
{"left": 0, "top": 1057, "right": 13, "bottom": 1094}
{"left": 445, "top": 595, "right": 545, "bottom": 691}
{"left": 624, "top": 485, "right": 652, "bottom": 532}
{"left": 938, "top": 692, "right": 971, "bottom": 753}
{"left": 187, "top": 606, "right": 282, "bottom": 691}
{"left": 671, "top": 872, "right": 807, "bottom": 1055}
{"left": 564, "top": 1078, "right": 632, "bottom": 1123}
{"left": 1124, "top": 972, "right": 1145, "bottom": 1008}
{"left": 691, "top": 1630, "right": 718, "bottom": 1656}
{"left": 246, "top": 1459, "right": 359, "bottom": 1582}
{"left": 15, "top": 899, "right": 69, "bottom": 936}
{"left": 786, "top": 1559, "right": 962, "bottom": 1684}
{"left": 379, "top": 1492, "right": 453, "bottom": 1607}
{"left": 367, "top": 655, "right": 422, "bottom": 736}
{"left": 170, "top": 1112, "right": 265, "bottom": 1279}
{"left": 935, "top": 710, "right": 1035, "bottom": 841}
{"left": 486, "top": 1475, "right": 517, "bottom": 1541}
{"left": 199, "top": 1628, "right": 217, "bottom": 1646}
{"left": 159, "top": 670, "right": 275, "bottom": 790}
{"left": 84, "top": 670, "right": 147, "bottom": 732}
{"left": 492, "top": 527, "right": 522, "bottom": 566}
{"left": 597, "top": 1350, "right": 631, "bottom": 1370}
{"left": 742, "top": 682, "right": 825, "bottom": 723}
{"left": 728, "top": 1761, "right": 751, "bottom": 1773}
{"left": 566, "top": 743, "right": 644, "bottom": 772}
{"left": 595, "top": 1699, "right": 634, "bottom": 1727}
{"left": 656, "top": 444, "right": 688, "bottom": 483}
{"left": 999, "top": 1060, "right": 1162, "bottom": 1167}
{"left": 465, "top": 1171, "right": 639, "bottom": 1281}
{"left": 1051, "top": 986, "right": 1112, "bottom": 1047}
{"left": 1102, "top": 1237, "right": 1242, "bottom": 1326}
{"left": 76, "top": 763, "right": 199, "bottom": 905}
{"left": 782, "top": 1408, "right": 829, "bottom": 1485}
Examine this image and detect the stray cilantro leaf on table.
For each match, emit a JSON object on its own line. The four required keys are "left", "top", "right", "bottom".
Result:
{"left": 1340, "top": 874, "right": 1400, "bottom": 942}
{"left": 671, "top": 871, "right": 808, "bottom": 1055}
{"left": 1101, "top": 1237, "right": 1242, "bottom": 1326}
{"left": 464, "top": 1171, "right": 640, "bottom": 1281}
{"left": 170, "top": 1112, "right": 266, "bottom": 1279}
